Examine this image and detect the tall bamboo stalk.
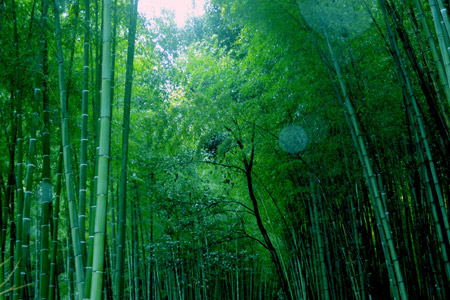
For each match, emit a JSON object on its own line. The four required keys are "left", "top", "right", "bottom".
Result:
{"left": 89, "top": 0, "right": 112, "bottom": 297}
{"left": 11, "top": 0, "right": 24, "bottom": 296}
{"left": 3, "top": 92, "right": 16, "bottom": 300}
{"left": 84, "top": 0, "right": 103, "bottom": 295}
{"left": 113, "top": 0, "right": 139, "bottom": 297}
{"left": 301, "top": 3, "right": 409, "bottom": 298}
{"left": 39, "top": 0, "right": 52, "bottom": 298}
{"left": 412, "top": 0, "right": 450, "bottom": 106}
{"left": 78, "top": 0, "right": 91, "bottom": 263}
{"left": 19, "top": 84, "right": 40, "bottom": 300}
{"left": 310, "top": 178, "right": 330, "bottom": 300}
{"left": 377, "top": 0, "right": 450, "bottom": 282}
{"left": 53, "top": 0, "right": 85, "bottom": 298}
{"left": 49, "top": 148, "right": 63, "bottom": 300}
{"left": 429, "top": 0, "right": 450, "bottom": 101}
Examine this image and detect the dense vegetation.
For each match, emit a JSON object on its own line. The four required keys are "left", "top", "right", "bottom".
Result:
{"left": 0, "top": 0, "right": 449, "bottom": 299}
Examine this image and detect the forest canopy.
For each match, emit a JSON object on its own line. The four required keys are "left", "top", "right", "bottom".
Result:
{"left": 0, "top": 0, "right": 449, "bottom": 299}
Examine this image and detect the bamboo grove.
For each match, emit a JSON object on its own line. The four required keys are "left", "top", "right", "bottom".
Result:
{"left": 0, "top": 0, "right": 450, "bottom": 299}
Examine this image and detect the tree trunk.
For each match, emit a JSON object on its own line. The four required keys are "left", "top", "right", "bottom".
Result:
{"left": 242, "top": 144, "right": 291, "bottom": 300}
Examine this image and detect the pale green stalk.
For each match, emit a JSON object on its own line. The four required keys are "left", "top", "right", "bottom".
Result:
{"left": 20, "top": 88, "right": 39, "bottom": 298}
{"left": 78, "top": 0, "right": 90, "bottom": 263}
{"left": 429, "top": 0, "right": 450, "bottom": 92}
{"left": 412, "top": 0, "right": 450, "bottom": 105}
{"left": 89, "top": 0, "right": 112, "bottom": 297}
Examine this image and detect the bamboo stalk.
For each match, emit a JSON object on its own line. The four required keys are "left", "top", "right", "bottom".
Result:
{"left": 78, "top": 0, "right": 91, "bottom": 264}
{"left": 49, "top": 148, "right": 63, "bottom": 300}
{"left": 114, "top": 0, "right": 139, "bottom": 297}
{"left": 53, "top": 0, "right": 85, "bottom": 297}
{"left": 89, "top": 0, "right": 112, "bottom": 296}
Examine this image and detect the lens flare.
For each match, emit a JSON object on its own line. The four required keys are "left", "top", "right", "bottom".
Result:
{"left": 279, "top": 125, "right": 308, "bottom": 154}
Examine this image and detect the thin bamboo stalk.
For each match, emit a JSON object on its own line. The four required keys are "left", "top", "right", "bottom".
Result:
{"left": 114, "top": 0, "right": 139, "bottom": 297}
{"left": 306, "top": 4, "right": 408, "bottom": 298}
{"left": 378, "top": 0, "right": 450, "bottom": 281}
{"left": 53, "top": 0, "right": 85, "bottom": 297}
{"left": 78, "top": 0, "right": 91, "bottom": 263}
{"left": 39, "top": 0, "right": 52, "bottom": 297}
{"left": 12, "top": 1, "right": 24, "bottom": 291}
{"left": 16, "top": 81, "right": 39, "bottom": 300}
{"left": 49, "top": 148, "right": 63, "bottom": 300}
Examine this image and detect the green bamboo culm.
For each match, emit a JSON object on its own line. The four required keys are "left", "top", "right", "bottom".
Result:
{"left": 78, "top": 0, "right": 90, "bottom": 263}
{"left": 90, "top": 0, "right": 112, "bottom": 297}
{"left": 429, "top": 0, "right": 450, "bottom": 100}
{"left": 12, "top": 92, "right": 23, "bottom": 298}
{"left": 84, "top": 0, "right": 103, "bottom": 295}
{"left": 12, "top": 88, "right": 24, "bottom": 300}
{"left": 20, "top": 87, "right": 40, "bottom": 299}
{"left": 412, "top": 0, "right": 450, "bottom": 105}
{"left": 11, "top": 0, "right": 24, "bottom": 297}
{"left": 38, "top": 0, "right": 51, "bottom": 298}
{"left": 303, "top": 2, "right": 409, "bottom": 299}
{"left": 53, "top": 0, "right": 86, "bottom": 298}
{"left": 325, "top": 28, "right": 409, "bottom": 300}
{"left": 48, "top": 148, "right": 63, "bottom": 300}
{"left": 378, "top": 0, "right": 450, "bottom": 282}
{"left": 310, "top": 177, "right": 330, "bottom": 300}
{"left": 113, "top": 0, "right": 139, "bottom": 297}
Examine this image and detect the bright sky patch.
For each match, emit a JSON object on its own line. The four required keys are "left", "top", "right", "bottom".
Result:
{"left": 138, "top": 0, "right": 207, "bottom": 27}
